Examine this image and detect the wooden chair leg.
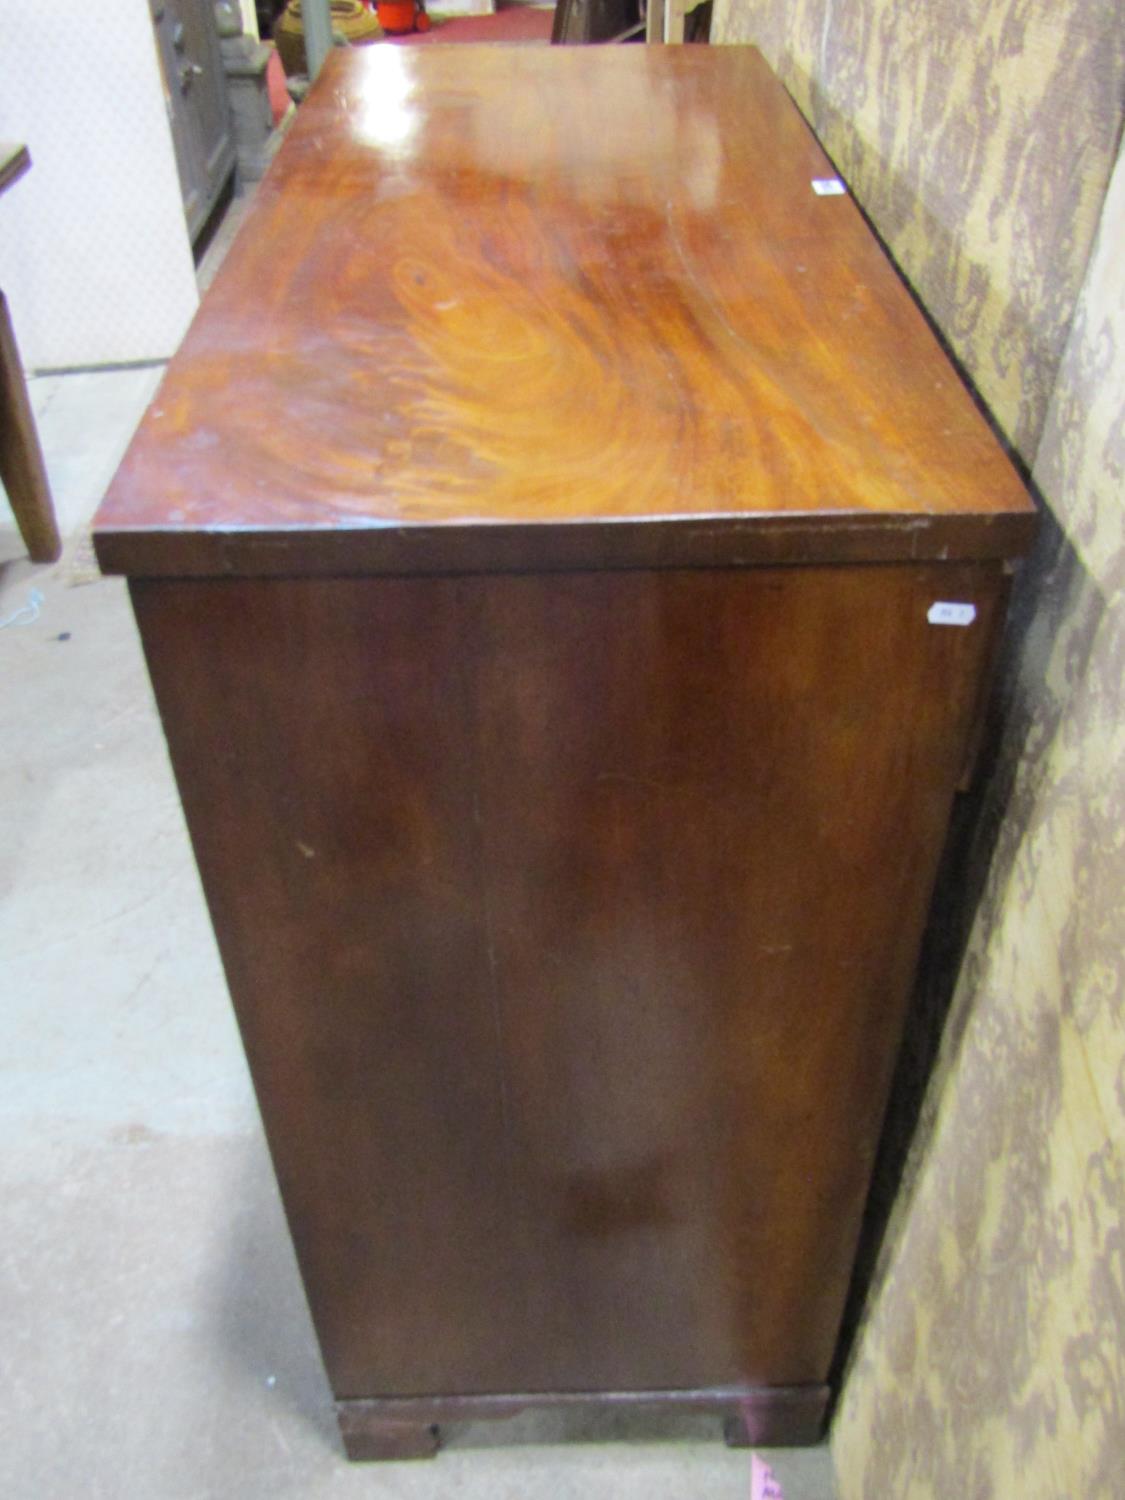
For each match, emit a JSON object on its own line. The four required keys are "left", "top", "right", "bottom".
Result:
{"left": 0, "top": 290, "right": 61, "bottom": 563}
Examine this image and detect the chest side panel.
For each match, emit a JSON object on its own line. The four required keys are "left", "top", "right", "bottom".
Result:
{"left": 131, "top": 562, "right": 1004, "bottom": 1394}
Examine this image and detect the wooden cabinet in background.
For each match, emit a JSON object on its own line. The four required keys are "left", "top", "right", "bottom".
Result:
{"left": 151, "top": 0, "right": 234, "bottom": 241}
{"left": 94, "top": 46, "right": 1035, "bottom": 1460}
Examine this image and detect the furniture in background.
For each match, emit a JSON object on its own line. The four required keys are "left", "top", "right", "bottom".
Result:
{"left": 274, "top": 0, "right": 382, "bottom": 76}
{"left": 215, "top": 1, "right": 286, "bottom": 186}
{"left": 94, "top": 46, "right": 1034, "bottom": 1460}
{"left": 273, "top": 1, "right": 556, "bottom": 61}
{"left": 256, "top": 0, "right": 288, "bottom": 35}
{"left": 552, "top": 0, "right": 641, "bottom": 43}
{"left": 151, "top": 0, "right": 236, "bottom": 241}
{"left": 0, "top": 144, "right": 60, "bottom": 565}
{"left": 551, "top": 0, "right": 706, "bottom": 48}
{"left": 645, "top": 0, "right": 708, "bottom": 41}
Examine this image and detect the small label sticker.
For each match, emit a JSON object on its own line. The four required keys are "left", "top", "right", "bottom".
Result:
{"left": 928, "top": 601, "right": 977, "bottom": 627}
{"left": 812, "top": 177, "right": 847, "bottom": 196}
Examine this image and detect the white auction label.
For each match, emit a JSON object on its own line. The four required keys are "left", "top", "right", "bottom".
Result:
{"left": 811, "top": 178, "right": 847, "bottom": 196}
{"left": 927, "top": 602, "right": 977, "bottom": 627}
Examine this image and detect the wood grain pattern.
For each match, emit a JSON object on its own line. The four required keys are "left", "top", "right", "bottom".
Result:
{"left": 94, "top": 46, "right": 1034, "bottom": 578}
{"left": 131, "top": 562, "right": 1005, "bottom": 1407}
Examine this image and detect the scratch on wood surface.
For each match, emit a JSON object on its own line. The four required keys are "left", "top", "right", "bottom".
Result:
{"left": 596, "top": 770, "right": 675, "bottom": 791}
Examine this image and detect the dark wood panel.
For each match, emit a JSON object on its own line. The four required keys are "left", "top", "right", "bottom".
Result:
{"left": 95, "top": 509, "right": 1035, "bottom": 579}
{"left": 132, "top": 573, "right": 523, "bottom": 1395}
{"left": 335, "top": 1383, "right": 830, "bottom": 1460}
{"left": 132, "top": 561, "right": 1004, "bottom": 1402}
{"left": 95, "top": 46, "right": 1032, "bottom": 576}
{"left": 464, "top": 564, "right": 1003, "bottom": 1388}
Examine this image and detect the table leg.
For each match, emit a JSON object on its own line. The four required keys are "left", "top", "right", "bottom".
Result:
{"left": 0, "top": 290, "right": 61, "bottom": 563}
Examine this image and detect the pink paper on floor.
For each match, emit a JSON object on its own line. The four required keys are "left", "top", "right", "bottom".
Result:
{"left": 750, "top": 1453, "right": 786, "bottom": 1500}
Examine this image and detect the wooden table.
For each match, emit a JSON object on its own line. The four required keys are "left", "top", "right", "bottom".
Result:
{"left": 94, "top": 46, "right": 1034, "bottom": 1459}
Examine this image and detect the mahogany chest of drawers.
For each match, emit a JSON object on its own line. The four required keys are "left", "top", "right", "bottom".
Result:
{"left": 95, "top": 45, "right": 1034, "bottom": 1458}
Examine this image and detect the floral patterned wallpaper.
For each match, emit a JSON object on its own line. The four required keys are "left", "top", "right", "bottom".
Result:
{"left": 709, "top": 3, "right": 1125, "bottom": 1495}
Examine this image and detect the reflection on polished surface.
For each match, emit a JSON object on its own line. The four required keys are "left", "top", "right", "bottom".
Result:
{"left": 96, "top": 46, "right": 1032, "bottom": 576}
{"left": 347, "top": 49, "right": 420, "bottom": 153}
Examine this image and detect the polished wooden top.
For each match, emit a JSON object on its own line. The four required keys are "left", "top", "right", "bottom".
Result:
{"left": 95, "top": 46, "right": 1033, "bottom": 578}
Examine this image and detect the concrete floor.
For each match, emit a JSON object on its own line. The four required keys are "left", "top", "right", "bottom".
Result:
{"left": 0, "top": 369, "right": 838, "bottom": 1500}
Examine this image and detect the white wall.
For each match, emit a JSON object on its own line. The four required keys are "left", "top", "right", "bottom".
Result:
{"left": 0, "top": 0, "right": 199, "bottom": 370}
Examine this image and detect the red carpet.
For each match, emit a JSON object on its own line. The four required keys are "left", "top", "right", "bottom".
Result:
{"left": 267, "top": 48, "right": 290, "bottom": 124}
{"left": 384, "top": 7, "right": 555, "bottom": 43}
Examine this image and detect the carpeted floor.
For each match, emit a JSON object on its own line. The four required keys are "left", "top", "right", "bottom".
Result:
{"left": 383, "top": 5, "right": 556, "bottom": 42}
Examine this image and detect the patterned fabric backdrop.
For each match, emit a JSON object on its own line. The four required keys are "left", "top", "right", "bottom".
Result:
{"left": 833, "top": 139, "right": 1125, "bottom": 1500}
{"left": 709, "top": 3, "right": 1125, "bottom": 1495}
{"left": 711, "top": 0, "right": 1124, "bottom": 463}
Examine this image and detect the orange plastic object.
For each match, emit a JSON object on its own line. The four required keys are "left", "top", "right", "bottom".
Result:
{"left": 376, "top": 0, "right": 417, "bottom": 32}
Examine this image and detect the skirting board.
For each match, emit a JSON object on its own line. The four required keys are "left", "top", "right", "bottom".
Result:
{"left": 335, "top": 1383, "right": 830, "bottom": 1461}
